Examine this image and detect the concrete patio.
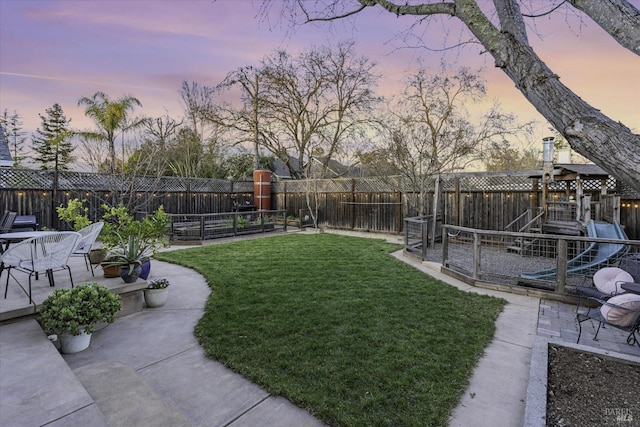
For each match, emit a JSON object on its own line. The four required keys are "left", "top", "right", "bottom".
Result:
{"left": 1, "top": 230, "right": 639, "bottom": 427}
{"left": 0, "top": 240, "right": 326, "bottom": 427}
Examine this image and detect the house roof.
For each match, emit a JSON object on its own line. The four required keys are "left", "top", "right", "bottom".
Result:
{"left": 271, "top": 156, "right": 361, "bottom": 179}
{"left": 553, "top": 163, "right": 609, "bottom": 181}
{"left": 527, "top": 163, "right": 610, "bottom": 181}
{"left": 0, "top": 124, "right": 14, "bottom": 167}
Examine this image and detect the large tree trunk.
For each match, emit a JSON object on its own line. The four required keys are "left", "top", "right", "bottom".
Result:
{"left": 297, "top": 0, "right": 640, "bottom": 190}
{"left": 454, "top": 0, "right": 640, "bottom": 191}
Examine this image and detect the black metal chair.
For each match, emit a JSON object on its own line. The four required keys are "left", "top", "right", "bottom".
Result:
{"left": 576, "top": 293, "right": 640, "bottom": 347}
{"left": 619, "top": 253, "right": 640, "bottom": 283}
{"left": 574, "top": 267, "right": 633, "bottom": 313}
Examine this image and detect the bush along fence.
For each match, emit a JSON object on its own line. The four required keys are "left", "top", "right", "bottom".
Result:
{"left": 1, "top": 168, "right": 639, "bottom": 239}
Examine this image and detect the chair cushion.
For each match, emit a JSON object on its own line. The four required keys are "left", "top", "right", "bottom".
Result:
{"left": 600, "top": 293, "right": 640, "bottom": 327}
{"left": 593, "top": 267, "right": 634, "bottom": 295}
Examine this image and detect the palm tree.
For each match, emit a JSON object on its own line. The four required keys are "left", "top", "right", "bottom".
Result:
{"left": 77, "top": 92, "right": 143, "bottom": 174}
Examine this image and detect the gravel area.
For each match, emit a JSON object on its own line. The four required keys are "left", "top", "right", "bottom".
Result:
{"left": 424, "top": 242, "right": 562, "bottom": 286}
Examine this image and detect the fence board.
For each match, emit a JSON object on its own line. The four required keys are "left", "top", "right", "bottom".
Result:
{"left": 1, "top": 169, "right": 638, "bottom": 237}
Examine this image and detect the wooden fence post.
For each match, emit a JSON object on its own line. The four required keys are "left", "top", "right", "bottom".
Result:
{"left": 50, "top": 169, "right": 59, "bottom": 229}
{"left": 473, "top": 231, "right": 481, "bottom": 280}
{"left": 396, "top": 176, "right": 403, "bottom": 233}
{"left": 454, "top": 177, "right": 461, "bottom": 227}
{"left": 442, "top": 226, "right": 449, "bottom": 267}
{"left": 422, "top": 219, "right": 429, "bottom": 259}
{"left": 186, "top": 179, "right": 192, "bottom": 215}
{"left": 431, "top": 175, "right": 440, "bottom": 248}
{"left": 556, "top": 239, "right": 567, "bottom": 294}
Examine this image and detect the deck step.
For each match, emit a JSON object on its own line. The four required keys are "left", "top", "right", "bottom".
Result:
{"left": 74, "top": 361, "right": 191, "bottom": 427}
{"left": 0, "top": 319, "right": 108, "bottom": 426}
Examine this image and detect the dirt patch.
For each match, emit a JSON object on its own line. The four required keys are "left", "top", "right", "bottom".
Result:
{"left": 547, "top": 345, "right": 640, "bottom": 426}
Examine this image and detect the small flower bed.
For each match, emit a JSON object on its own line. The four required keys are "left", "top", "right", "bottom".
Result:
{"left": 147, "top": 278, "right": 170, "bottom": 289}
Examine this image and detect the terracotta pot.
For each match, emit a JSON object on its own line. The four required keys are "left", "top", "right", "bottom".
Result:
{"left": 102, "top": 264, "right": 121, "bottom": 278}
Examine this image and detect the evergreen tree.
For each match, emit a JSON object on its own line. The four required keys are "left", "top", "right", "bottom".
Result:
{"left": 32, "top": 103, "right": 74, "bottom": 170}
{"left": 0, "top": 109, "right": 27, "bottom": 166}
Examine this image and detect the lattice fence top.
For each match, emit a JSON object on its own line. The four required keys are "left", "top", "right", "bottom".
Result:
{"left": 0, "top": 167, "right": 635, "bottom": 198}
{"left": 0, "top": 168, "right": 241, "bottom": 193}
{"left": 273, "top": 170, "right": 630, "bottom": 195}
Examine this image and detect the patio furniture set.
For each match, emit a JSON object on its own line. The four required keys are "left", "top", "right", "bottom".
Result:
{"left": 575, "top": 256, "right": 640, "bottom": 348}
{"left": 0, "top": 211, "right": 103, "bottom": 304}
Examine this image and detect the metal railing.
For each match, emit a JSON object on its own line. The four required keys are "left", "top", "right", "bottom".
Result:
{"left": 168, "top": 210, "right": 287, "bottom": 242}
{"left": 404, "top": 214, "right": 442, "bottom": 260}
{"left": 439, "top": 224, "right": 640, "bottom": 298}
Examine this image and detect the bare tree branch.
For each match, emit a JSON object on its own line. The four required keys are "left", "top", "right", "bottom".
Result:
{"left": 567, "top": 0, "right": 640, "bottom": 56}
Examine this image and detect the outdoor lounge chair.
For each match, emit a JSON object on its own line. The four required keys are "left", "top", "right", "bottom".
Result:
{"left": 2, "top": 231, "right": 81, "bottom": 304}
{"left": 0, "top": 212, "right": 17, "bottom": 252}
{"left": 70, "top": 222, "right": 104, "bottom": 276}
{"left": 0, "top": 211, "right": 17, "bottom": 232}
{"left": 576, "top": 292, "right": 640, "bottom": 348}
{"left": 574, "top": 267, "right": 634, "bottom": 312}
{"left": 574, "top": 253, "right": 639, "bottom": 306}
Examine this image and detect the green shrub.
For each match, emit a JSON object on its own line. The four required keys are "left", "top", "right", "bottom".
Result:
{"left": 56, "top": 198, "right": 92, "bottom": 231}
{"left": 100, "top": 204, "right": 168, "bottom": 251}
{"left": 40, "top": 283, "right": 122, "bottom": 335}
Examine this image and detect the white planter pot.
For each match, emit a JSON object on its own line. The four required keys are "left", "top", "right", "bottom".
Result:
{"left": 59, "top": 329, "right": 92, "bottom": 354}
{"left": 144, "top": 288, "right": 169, "bottom": 308}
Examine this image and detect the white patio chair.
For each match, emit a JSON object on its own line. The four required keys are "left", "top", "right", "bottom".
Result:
{"left": 70, "top": 222, "right": 104, "bottom": 276}
{"left": 2, "top": 231, "right": 81, "bottom": 304}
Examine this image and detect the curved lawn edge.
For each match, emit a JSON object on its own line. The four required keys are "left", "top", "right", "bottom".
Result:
{"left": 155, "top": 234, "right": 506, "bottom": 426}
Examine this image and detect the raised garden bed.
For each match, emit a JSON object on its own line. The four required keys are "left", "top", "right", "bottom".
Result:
{"left": 525, "top": 337, "right": 640, "bottom": 426}
{"left": 169, "top": 211, "right": 285, "bottom": 242}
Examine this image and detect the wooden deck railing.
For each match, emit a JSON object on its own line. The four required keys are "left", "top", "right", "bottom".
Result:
{"left": 411, "top": 224, "right": 640, "bottom": 301}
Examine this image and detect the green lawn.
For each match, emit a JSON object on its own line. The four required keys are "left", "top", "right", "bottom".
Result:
{"left": 155, "top": 233, "right": 505, "bottom": 426}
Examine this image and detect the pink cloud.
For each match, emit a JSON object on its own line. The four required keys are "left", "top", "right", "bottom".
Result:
{"left": 1, "top": 0, "right": 638, "bottom": 141}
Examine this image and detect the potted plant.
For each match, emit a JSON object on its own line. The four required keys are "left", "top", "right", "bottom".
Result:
{"left": 57, "top": 198, "right": 107, "bottom": 264}
{"left": 143, "top": 278, "right": 170, "bottom": 308}
{"left": 102, "top": 233, "right": 153, "bottom": 283}
{"left": 100, "top": 204, "right": 168, "bottom": 279}
{"left": 39, "top": 283, "right": 122, "bottom": 354}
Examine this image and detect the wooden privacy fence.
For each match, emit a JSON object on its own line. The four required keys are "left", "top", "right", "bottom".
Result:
{"left": 273, "top": 171, "right": 640, "bottom": 239}
{"left": 0, "top": 168, "right": 252, "bottom": 231}
{"left": 1, "top": 168, "right": 639, "bottom": 238}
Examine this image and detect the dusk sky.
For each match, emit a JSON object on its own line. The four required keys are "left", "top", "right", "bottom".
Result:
{"left": 1, "top": 0, "right": 639, "bottom": 155}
